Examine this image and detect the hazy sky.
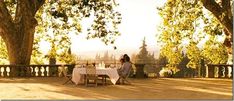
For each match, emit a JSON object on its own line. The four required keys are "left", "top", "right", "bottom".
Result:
{"left": 71, "top": 0, "right": 167, "bottom": 59}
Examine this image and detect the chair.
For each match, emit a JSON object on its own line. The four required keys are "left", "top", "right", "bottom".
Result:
{"left": 119, "top": 68, "right": 132, "bottom": 85}
{"left": 98, "top": 64, "right": 109, "bottom": 85}
{"left": 85, "top": 66, "right": 98, "bottom": 87}
{"left": 98, "top": 74, "right": 108, "bottom": 85}
{"left": 63, "top": 65, "right": 75, "bottom": 85}
{"left": 63, "top": 74, "right": 74, "bottom": 85}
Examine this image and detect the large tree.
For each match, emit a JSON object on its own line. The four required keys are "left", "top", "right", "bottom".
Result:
{"left": 158, "top": 0, "right": 231, "bottom": 74}
{"left": 0, "top": 0, "right": 121, "bottom": 76}
{"left": 0, "top": 0, "right": 45, "bottom": 65}
{"left": 201, "top": 0, "right": 233, "bottom": 49}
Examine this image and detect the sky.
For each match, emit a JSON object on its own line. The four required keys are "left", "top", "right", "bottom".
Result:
{"left": 70, "top": 0, "right": 167, "bottom": 59}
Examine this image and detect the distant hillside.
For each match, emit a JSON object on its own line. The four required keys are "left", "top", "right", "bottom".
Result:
{"left": 74, "top": 48, "right": 160, "bottom": 59}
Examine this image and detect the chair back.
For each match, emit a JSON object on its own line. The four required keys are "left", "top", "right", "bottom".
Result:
{"left": 85, "top": 65, "right": 98, "bottom": 87}
{"left": 86, "top": 66, "right": 96, "bottom": 75}
{"left": 121, "top": 62, "right": 132, "bottom": 78}
{"left": 125, "top": 67, "right": 132, "bottom": 78}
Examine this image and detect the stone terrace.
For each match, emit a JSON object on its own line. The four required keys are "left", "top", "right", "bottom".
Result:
{"left": 0, "top": 77, "right": 232, "bottom": 100}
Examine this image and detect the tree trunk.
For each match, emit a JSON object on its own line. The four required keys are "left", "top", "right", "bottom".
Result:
{"left": 5, "top": 23, "right": 35, "bottom": 76}
{"left": 0, "top": 0, "right": 45, "bottom": 76}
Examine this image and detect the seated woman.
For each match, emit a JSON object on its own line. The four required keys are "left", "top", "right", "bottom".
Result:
{"left": 118, "top": 54, "right": 132, "bottom": 78}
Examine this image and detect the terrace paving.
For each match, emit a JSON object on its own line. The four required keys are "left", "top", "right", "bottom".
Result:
{"left": 0, "top": 77, "right": 232, "bottom": 100}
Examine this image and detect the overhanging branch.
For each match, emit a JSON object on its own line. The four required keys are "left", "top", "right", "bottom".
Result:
{"left": 15, "top": 0, "right": 45, "bottom": 21}
{"left": 201, "top": 0, "right": 233, "bottom": 36}
{"left": 201, "top": 0, "right": 222, "bottom": 17}
{"left": 0, "top": 1, "right": 12, "bottom": 22}
{"left": 0, "top": 1, "right": 15, "bottom": 38}
{"left": 28, "top": 0, "right": 45, "bottom": 15}
{"left": 221, "top": 0, "right": 232, "bottom": 20}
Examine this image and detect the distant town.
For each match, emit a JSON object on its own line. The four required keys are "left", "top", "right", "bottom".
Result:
{"left": 74, "top": 38, "right": 160, "bottom": 66}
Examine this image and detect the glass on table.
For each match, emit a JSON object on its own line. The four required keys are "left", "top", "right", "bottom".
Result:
{"left": 109, "top": 64, "right": 115, "bottom": 68}
{"left": 75, "top": 64, "right": 84, "bottom": 68}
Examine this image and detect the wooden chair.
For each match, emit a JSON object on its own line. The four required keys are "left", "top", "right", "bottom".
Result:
{"left": 97, "top": 64, "right": 109, "bottom": 85}
{"left": 63, "top": 74, "right": 74, "bottom": 85}
{"left": 98, "top": 74, "right": 108, "bottom": 85}
{"left": 85, "top": 66, "right": 98, "bottom": 87}
{"left": 63, "top": 65, "right": 75, "bottom": 85}
{"left": 119, "top": 68, "right": 132, "bottom": 85}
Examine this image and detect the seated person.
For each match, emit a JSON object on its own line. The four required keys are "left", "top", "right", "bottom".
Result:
{"left": 119, "top": 58, "right": 125, "bottom": 66}
{"left": 118, "top": 54, "right": 132, "bottom": 78}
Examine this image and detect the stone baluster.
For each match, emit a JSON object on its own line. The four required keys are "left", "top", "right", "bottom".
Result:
{"left": 0, "top": 67, "right": 3, "bottom": 77}
{"left": 31, "top": 66, "right": 36, "bottom": 76}
{"left": 43, "top": 66, "right": 47, "bottom": 77}
{"left": 230, "top": 67, "right": 233, "bottom": 78}
{"left": 3, "top": 66, "right": 8, "bottom": 77}
{"left": 6, "top": 67, "right": 10, "bottom": 77}
{"left": 224, "top": 66, "right": 229, "bottom": 78}
{"left": 218, "top": 66, "right": 223, "bottom": 78}
{"left": 46, "top": 66, "right": 49, "bottom": 76}
{"left": 38, "top": 66, "right": 42, "bottom": 77}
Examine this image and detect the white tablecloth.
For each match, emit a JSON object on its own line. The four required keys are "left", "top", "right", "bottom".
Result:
{"left": 71, "top": 67, "right": 119, "bottom": 85}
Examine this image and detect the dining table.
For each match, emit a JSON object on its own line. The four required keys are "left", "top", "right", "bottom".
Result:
{"left": 71, "top": 66, "right": 120, "bottom": 85}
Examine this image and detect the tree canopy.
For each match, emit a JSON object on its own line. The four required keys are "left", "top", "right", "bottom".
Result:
{"left": 0, "top": 0, "right": 121, "bottom": 65}
{"left": 0, "top": 0, "right": 232, "bottom": 69}
{"left": 157, "top": 0, "right": 231, "bottom": 73}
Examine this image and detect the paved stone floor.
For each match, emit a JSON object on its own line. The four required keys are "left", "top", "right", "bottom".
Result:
{"left": 0, "top": 77, "right": 232, "bottom": 100}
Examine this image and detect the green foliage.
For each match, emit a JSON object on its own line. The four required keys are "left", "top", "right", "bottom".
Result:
{"left": 85, "top": 0, "right": 122, "bottom": 45}
{"left": 160, "top": 43, "right": 183, "bottom": 65}
{"left": 59, "top": 53, "right": 76, "bottom": 64}
{"left": 0, "top": 38, "right": 8, "bottom": 64}
{"left": 201, "top": 36, "right": 228, "bottom": 64}
{"left": 31, "top": 0, "right": 121, "bottom": 64}
{"left": 0, "top": 0, "right": 122, "bottom": 64}
{"left": 157, "top": 53, "right": 168, "bottom": 66}
{"left": 186, "top": 41, "right": 201, "bottom": 69}
{"left": 157, "top": 0, "right": 202, "bottom": 70}
{"left": 158, "top": 0, "right": 229, "bottom": 73}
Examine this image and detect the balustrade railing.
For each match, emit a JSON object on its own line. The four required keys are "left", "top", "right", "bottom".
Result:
{"left": 207, "top": 64, "right": 233, "bottom": 78}
{"left": 0, "top": 63, "right": 231, "bottom": 78}
{"left": 0, "top": 64, "right": 75, "bottom": 77}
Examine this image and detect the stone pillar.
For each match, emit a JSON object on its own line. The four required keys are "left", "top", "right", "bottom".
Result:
{"left": 49, "top": 57, "right": 57, "bottom": 76}
{"left": 207, "top": 65, "right": 215, "bottom": 78}
{"left": 134, "top": 64, "right": 145, "bottom": 78}
{"left": 200, "top": 59, "right": 206, "bottom": 77}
